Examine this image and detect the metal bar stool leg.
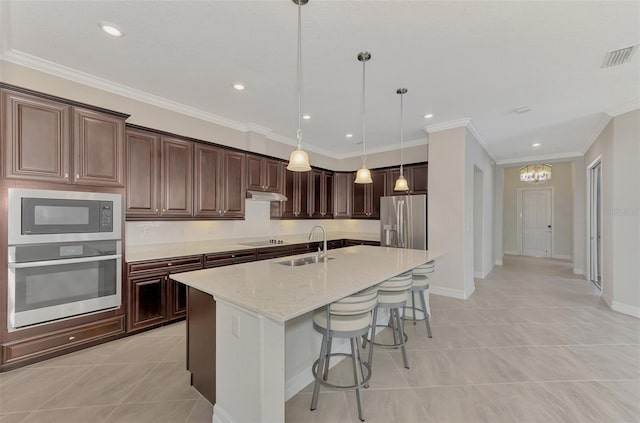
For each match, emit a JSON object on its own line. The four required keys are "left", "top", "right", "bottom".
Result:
{"left": 395, "top": 308, "right": 410, "bottom": 369}
{"left": 311, "top": 334, "right": 328, "bottom": 411}
{"left": 411, "top": 291, "right": 417, "bottom": 325}
{"left": 323, "top": 337, "right": 333, "bottom": 380}
{"left": 366, "top": 306, "right": 378, "bottom": 370}
{"left": 350, "top": 338, "right": 365, "bottom": 421}
{"left": 419, "top": 290, "right": 433, "bottom": 338}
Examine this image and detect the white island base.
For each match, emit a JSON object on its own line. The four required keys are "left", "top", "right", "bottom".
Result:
{"left": 172, "top": 246, "right": 441, "bottom": 423}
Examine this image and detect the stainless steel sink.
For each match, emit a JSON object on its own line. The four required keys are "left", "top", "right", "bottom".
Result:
{"left": 277, "top": 256, "right": 335, "bottom": 267}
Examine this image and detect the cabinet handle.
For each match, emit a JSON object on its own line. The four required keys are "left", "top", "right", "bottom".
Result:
{"left": 68, "top": 336, "right": 75, "bottom": 341}
{"left": 167, "top": 263, "right": 172, "bottom": 266}
{"left": 162, "top": 209, "right": 166, "bottom": 213}
{"left": 76, "top": 174, "right": 80, "bottom": 179}
{"left": 64, "top": 173, "right": 68, "bottom": 178}
{"left": 231, "top": 254, "right": 235, "bottom": 258}
{"left": 155, "top": 208, "right": 158, "bottom": 213}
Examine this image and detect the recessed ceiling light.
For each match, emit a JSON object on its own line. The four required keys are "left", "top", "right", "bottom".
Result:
{"left": 302, "top": 114, "right": 311, "bottom": 120}
{"left": 424, "top": 113, "right": 434, "bottom": 119}
{"left": 99, "top": 22, "right": 123, "bottom": 38}
{"left": 232, "top": 83, "right": 245, "bottom": 91}
{"left": 532, "top": 142, "right": 541, "bottom": 148}
{"left": 515, "top": 106, "right": 532, "bottom": 114}
{"left": 345, "top": 133, "right": 353, "bottom": 138}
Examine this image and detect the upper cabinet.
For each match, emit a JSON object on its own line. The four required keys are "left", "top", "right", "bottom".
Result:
{"left": 351, "top": 169, "right": 388, "bottom": 219}
{"left": 309, "top": 170, "right": 333, "bottom": 219}
{"left": 388, "top": 163, "right": 428, "bottom": 195}
{"left": 126, "top": 126, "right": 245, "bottom": 220}
{"left": 195, "top": 145, "right": 245, "bottom": 219}
{"left": 271, "top": 165, "right": 310, "bottom": 219}
{"left": 246, "top": 155, "right": 282, "bottom": 193}
{"left": 1, "top": 88, "right": 126, "bottom": 186}
{"left": 333, "top": 172, "right": 352, "bottom": 219}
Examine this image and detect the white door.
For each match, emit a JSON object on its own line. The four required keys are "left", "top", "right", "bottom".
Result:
{"left": 521, "top": 189, "right": 552, "bottom": 257}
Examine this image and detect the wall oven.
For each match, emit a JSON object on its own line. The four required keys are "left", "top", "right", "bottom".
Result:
{"left": 7, "top": 188, "right": 122, "bottom": 331}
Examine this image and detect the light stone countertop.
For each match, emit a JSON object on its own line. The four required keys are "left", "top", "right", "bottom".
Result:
{"left": 171, "top": 245, "right": 442, "bottom": 322}
{"left": 125, "top": 231, "right": 379, "bottom": 262}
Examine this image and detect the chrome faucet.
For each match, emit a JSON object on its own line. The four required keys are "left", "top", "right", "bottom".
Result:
{"left": 308, "top": 225, "right": 328, "bottom": 258}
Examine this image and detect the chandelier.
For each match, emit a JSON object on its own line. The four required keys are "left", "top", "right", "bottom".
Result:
{"left": 519, "top": 164, "right": 552, "bottom": 183}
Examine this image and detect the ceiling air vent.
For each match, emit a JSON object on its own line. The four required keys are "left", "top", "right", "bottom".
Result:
{"left": 602, "top": 45, "right": 638, "bottom": 68}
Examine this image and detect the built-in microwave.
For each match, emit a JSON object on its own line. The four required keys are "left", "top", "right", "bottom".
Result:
{"left": 8, "top": 188, "right": 122, "bottom": 245}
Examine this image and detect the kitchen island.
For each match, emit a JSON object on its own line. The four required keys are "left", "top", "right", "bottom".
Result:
{"left": 172, "top": 245, "right": 441, "bottom": 423}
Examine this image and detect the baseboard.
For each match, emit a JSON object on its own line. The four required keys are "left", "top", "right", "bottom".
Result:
{"left": 611, "top": 301, "right": 640, "bottom": 319}
{"left": 552, "top": 254, "right": 572, "bottom": 260}
{"left": 573, "top": 268, "right": 584, "bottom": 276}
{"left": 465, "top": 284, "right": 476, "bottom": 299}
{"left": 213, "top": 404, "right": 235, "bottom": 423}
{"left": 504, "top": 250, "right": 519, "bottom": 256}
{"left": 473, "top": 271, "right": 483, "bottom": 278}
{"left": 430, "top": 285, "right": 467, "bottom": 299}
{"left": 495, "top": 259, "right": 503, "bottom": 266}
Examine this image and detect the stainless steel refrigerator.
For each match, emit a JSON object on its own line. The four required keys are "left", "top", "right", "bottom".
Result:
{"left": 380, "top": 195, "right": 427, "bottom": 250}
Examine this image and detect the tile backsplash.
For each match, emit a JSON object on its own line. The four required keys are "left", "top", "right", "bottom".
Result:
{"left": 126, "top": 200, "right": 378, "bottom": 245}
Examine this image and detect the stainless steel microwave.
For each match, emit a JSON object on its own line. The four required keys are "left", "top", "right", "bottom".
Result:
{"left": 8, "top": 188, "right": 122, "bottom": 245}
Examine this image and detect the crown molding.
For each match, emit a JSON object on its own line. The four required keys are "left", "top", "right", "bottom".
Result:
{"left": 334, "top": 137, "right": 428, "bottom": 159}
{"left": 424, "top": 118, "right": 471, "bottom": 134}
{"left": 1, "top": 49, "right": 254, "bottom": 133}
{"left": 245, "top": 123, "right": 273, "bottom": 136}
{"left": 581, "top": 113, "right": 612, "bottom": 155}
{"left": 606, "top": 100, "right": 640, "bottom": 117}
{"left": 495, "top": 151, "right": 584, "bottom": 166}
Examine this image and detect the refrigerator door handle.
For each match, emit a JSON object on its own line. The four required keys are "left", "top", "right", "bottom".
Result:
{"left": 398, "top": 200, "right": 405, "bottom": 248}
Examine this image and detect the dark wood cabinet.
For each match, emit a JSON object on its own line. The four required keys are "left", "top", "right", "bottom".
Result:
{"left": 2, "top": 88, "right": 126, "bottom": 186}
{"left": 2, "top": 89, "right": 71, "bottom": 182}
{"left": 126, "top": 128, "right": 160, "bottom": 217}
{"left": 247, "top": 155, "right": 282, "bottom": 193}
{"left": 388, "top": 163, "right": 428, "bottom": 195}
{"left": 333, "top": 172, "right": 352, "bottom": 219}
{"left": 310, "top": 170, "right": 333, "bottom": 218}
{"left": 345, "top": 239, "right": 381, "bottom": 247}
{"left": 205, "top": 250, "right": 256, "bottom": 268}
{"left": 126, "top": 255, "right": 203, "bottom": 332}
{"left": 271, "top": 165, "right": 309, "bottom": 218}
{"left": 72, "top": 107, "right": 125, "bottom": 187}
{"left": 194, "top": 145, "right": 245, "bottom": 219}
{"left": 161, "top": 136, "right": 193, "bottom": 218}
{"left": 351, "top": 169, "right": 387, "bottom": 219}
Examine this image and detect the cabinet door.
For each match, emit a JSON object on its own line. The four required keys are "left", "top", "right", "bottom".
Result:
{"left": 369, "top": 169, "right": 388, "bottom": 219}
{"left": 296, "top": 171, "right": 309, "bottom": 218}
{"left": 246, "top": 155, "right": 264, "bottom": 191}
{"left": 221, "top": 151, "right": 246, "bottom": 218}
{"left": 309, "top": 170, "right": 323, "bottom": 218}
{"left": 333, "top": 172, "right": 352, "bottom": 218}
{"left": 193, "top": 144, "right": 222, "bottom": 218}
{"left": 271, "top": 164, "right": 296, "bottom": 218}
{"left": 168, "top": 279, "right": 187, "bottom": 320}
{"left": 128, "top": 274, "right": 167, "bottom": 331}
{"left": 2, "top": 89, "right": 70, "bottom": 182}
{"left": 126, "top": 129, "right": 160, "bottom": 217}
{"left": 351, "top": 180, "right": 368, "bottom": 218}
{"left": 409, "top": 163, "right": 428, "bottom": 194}
{"left": 160, "top": 136, "right": 193, "bottom": 217}
{"left": 73, "top": 107, "right": 125, "bottom": 187}
{"left": 323, "top": 172, "right": 334, "bottom": 218}
{"left": 264, "top": 159, "right": 282, "bottom": 193}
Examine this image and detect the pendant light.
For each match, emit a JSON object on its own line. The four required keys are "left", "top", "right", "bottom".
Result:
{"left": 394, "top": 88, "right": 409, "bottom": 191}
{"left": 354, "top": 51, "right": 373, "bottom": 184}
{"left": 287, "top": 0, "right": 311, "bottom": 172}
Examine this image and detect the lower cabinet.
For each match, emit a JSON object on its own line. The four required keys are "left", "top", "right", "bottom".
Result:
{"left": 126, "top": 255, "right": 203, "bottom": 332}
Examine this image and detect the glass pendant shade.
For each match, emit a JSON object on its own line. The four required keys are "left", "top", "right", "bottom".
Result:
{"left": 287, "top": 148, "right": 311, "bottom": 171}
{"left": 394, "top": 174, "right": 409, "bottom": 191}
{"left": 354, "top": 167, "right": 373, "bottom": 184}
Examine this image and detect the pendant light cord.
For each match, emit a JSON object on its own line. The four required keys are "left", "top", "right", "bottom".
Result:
{"left": 296, "top": 0, "right": 303, "bottom": 150}
{"left": 400, "top": 91, "right": 404, "bottom": 176}
{"left": 361, "top": 57, "right": 367, "bottom": 166}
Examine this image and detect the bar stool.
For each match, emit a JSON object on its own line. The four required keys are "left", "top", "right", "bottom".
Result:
{"left": 362, "top": 271, "right": 413, "bottom": 370}
{"left": 402, "top": 261, "right": 434, "bottom": 338}
{"left": 310, "top": 286, "right": 378, "bottom": 422}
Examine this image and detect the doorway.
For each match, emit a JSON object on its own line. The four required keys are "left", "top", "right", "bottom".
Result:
{"left": 588, "top": 158, "right": 602, "bottom": 289}
{"left": 517, "top": 188, "right": 553, "bottom": 257}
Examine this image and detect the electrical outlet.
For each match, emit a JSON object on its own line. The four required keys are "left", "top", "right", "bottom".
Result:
{"left": 231, "top": 315, "right": 240, "bottom": 338}
{"left": 142, "top": 226, "right": 151, "bottom": 235}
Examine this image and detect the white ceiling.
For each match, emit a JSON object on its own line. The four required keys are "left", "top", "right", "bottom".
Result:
{"left": 2, "top": 1, "right": 638, "bottom": 163}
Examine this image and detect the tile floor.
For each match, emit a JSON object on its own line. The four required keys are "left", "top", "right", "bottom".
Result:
{"left": 0, "top": 255, "right": 638, "bottom": 422}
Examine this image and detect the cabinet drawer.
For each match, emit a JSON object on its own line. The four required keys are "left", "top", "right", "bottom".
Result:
{"left": 205, "top": 250, "right": 256, "bottom": 268}
{"left": 2, "top": 316, "right": 125, "bottom": 365}
{"left": 128, "top": 255, "right": 204, "bottom": 275}
{"left": 345, "top": 239, "right": 381, "bottom": 247}
{"left": 256, "top": 246, "right": 293, "bottom": 260}
{"left": 291, "top": 242, "right": 320, "bottom": 255}
{"left": 327, "top": 239, "right": 345, "bottom": 250}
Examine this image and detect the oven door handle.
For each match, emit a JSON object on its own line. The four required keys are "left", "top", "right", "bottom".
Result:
{"left": 8, "top": 254, "right": 122, "bottom": 269}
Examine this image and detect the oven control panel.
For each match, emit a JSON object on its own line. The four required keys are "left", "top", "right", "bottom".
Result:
{"left": 99, "top": 201, "right": 113, "bottom": 232}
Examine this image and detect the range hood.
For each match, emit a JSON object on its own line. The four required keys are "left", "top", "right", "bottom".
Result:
{"left": 245, "top": 190, "right": 288, "bottom": 202}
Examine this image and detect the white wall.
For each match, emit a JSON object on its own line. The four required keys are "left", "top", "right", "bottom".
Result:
{"left": 502, "top": 162, "right": 573, "bottom": 259}
{"left": 584, "top": 110, "right": 640, "bottom": 317}
{"left": 572, "top": 157, "right": 586, "bottom": 275}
